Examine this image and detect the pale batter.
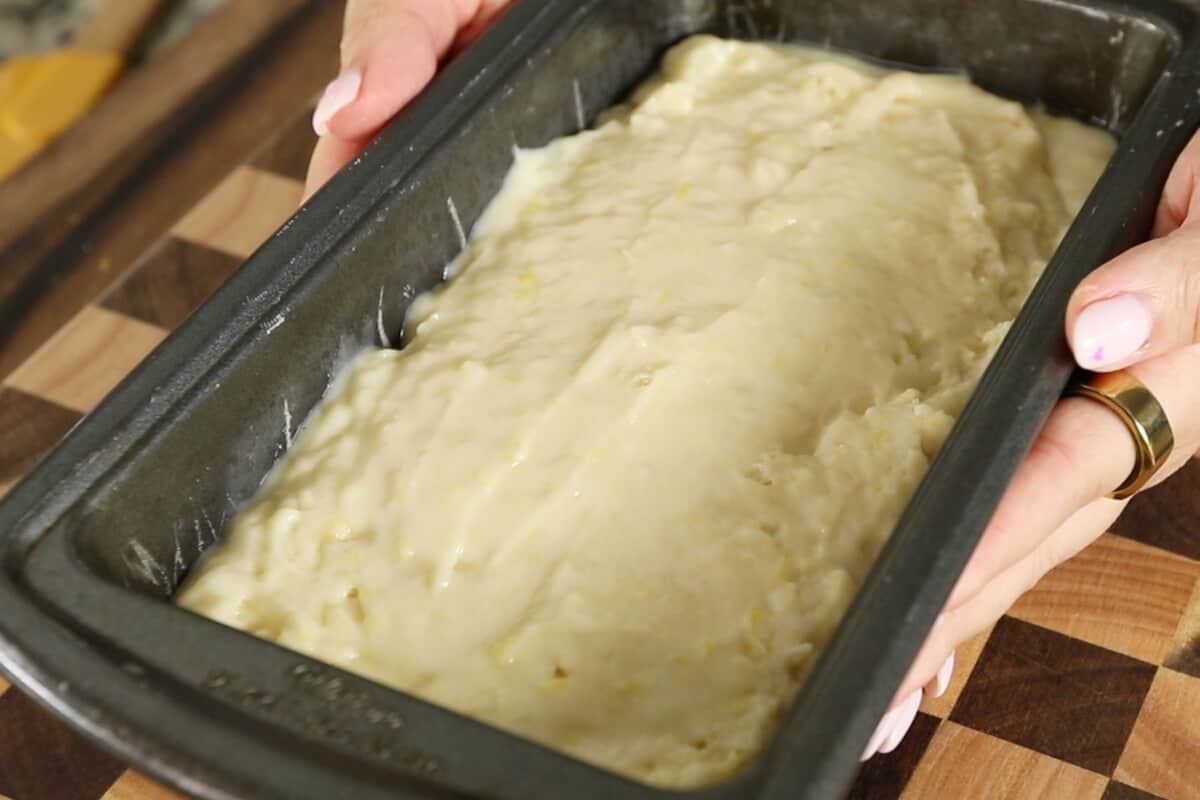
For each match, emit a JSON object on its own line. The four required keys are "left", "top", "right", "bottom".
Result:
{"left": 177, "top": 36, "right": 1115, "bottom": 787}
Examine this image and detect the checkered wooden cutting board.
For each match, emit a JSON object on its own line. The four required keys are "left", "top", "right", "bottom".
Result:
{"left": 1, "top": 106, "right": 1199, "bottom": 800}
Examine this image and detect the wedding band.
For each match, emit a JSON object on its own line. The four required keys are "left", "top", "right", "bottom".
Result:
{"left": 1064, "top": 370, "right": 1174, "bottom": 500}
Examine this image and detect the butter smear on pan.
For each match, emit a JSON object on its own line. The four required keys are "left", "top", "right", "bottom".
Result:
{"left": 177, "top": 35, "right": 1115, "bottom": 788}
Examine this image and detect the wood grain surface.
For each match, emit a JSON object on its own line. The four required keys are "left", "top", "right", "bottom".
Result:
{"left": 904, "top": 722, "right": 1109, "bottom": 799}
{"left": 0, "top": 0, "right": 341, "bottom": 381}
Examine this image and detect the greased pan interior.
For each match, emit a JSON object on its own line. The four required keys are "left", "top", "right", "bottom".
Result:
{"left": 2, "top": 2, "right": 1199, "bottom": 799}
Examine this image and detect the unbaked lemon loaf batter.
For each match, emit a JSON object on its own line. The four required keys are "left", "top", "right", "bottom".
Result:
{"left": 177, "top": 36, "right": 1115, "bottom": 787}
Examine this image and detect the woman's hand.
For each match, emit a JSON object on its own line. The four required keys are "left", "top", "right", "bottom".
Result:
{"left": 863, "top": 131, "right": 1200, "bottom": 760}
{"left": 304, "top": 0, "right": 513, "bottom": 198}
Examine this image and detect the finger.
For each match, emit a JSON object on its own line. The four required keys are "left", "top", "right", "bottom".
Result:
{"left": 877, "top": 688, "right": 922, "bottom": 755}
{"left": 303, "top": 135, "right": 364, "bottom": 201}
{"left": 1152, "top": 128, "right": 1200, "bottom": 238}
{"left": 923, "top": 650, "right": 954, "bottom": 699}
{"left": 313, "top": 0, "right": 485, "bottom": 144}
{"left": 948, "top": 343, "right": 1200, "bottom": 613}
{"left": 863, "top": 655, "right": 951, "bottom": 760}
{"left": 452, "top": 0, "right": 514, "bottom": 54}
{"left": 1067, "top": 223, "right": 1200, "bottom": 371}
{"left": 861, "top": 686, "right": 921, "bottom": 761}
{"left": 944, "top": 398, "right": 1132, "bottom": 609}
{"left": 863, "top": 383, "right": 1141, "bottom": 759}
{"left": 886, "top": 495, "right": 1127, "bottom": 715}
{"left": 865, "top": 511, "right": 1098, "bottom": 763}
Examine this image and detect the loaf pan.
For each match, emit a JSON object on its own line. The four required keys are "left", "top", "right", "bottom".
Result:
{"left": 3, "top": 1, "right": 1200, "bottom": 798}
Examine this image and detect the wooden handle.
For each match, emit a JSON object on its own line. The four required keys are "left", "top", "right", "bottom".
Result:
{"left": 73, "top": 0, "right": 171, "bottom": 55}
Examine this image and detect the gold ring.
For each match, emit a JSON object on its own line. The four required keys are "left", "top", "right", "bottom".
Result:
{"left": 1064, "top": 370, "right": 1174, "bottom": 500}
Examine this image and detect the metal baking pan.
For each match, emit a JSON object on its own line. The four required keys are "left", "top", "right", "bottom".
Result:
{"left": 2, "top": 1, "right": 1199, "bottom": 798}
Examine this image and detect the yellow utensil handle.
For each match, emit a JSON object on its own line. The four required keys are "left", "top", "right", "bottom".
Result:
{"left": 0, "top": 50, "right": 124, "bottom": 142}
{"left": 74, "top": 0, "right": 170, "bottom": 55}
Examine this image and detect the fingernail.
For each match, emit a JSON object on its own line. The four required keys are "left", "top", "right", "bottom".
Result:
{"left": 1072, "top": 294, "right": 1152, "bottom": 369}
{"left": 932, "top": 651, "right": 955, "bottom": 698}
{"left": 860, "top": 708, "right": 896, "bottom": 762}
{"left": 313, "top": 67, "right": 363, "bottom": 137}
{"left": 879, "top": 689, "right": 922, "bottom": 754}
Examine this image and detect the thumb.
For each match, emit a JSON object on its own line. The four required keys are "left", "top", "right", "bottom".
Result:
{"left": 313, "top": 0, "right": 478, "bottom": 142}
{"left": 1066, "top": 221, "right": 1200, "bottom": 371}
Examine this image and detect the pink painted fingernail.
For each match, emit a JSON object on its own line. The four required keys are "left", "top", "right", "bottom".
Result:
{"left": 932, "top": 652, "right": 955, "bottom": 698}
{"left": 861, "top": 707, "right": 898, "bottom": 762}
{"left": 1072, "top": 294, "right": 1152, "bottom": 369}
{"left": 313, "top": 67, "right": 363, "bottom": 137}
{"left": 879, "top": 689, "right": 922, "bottom": 754}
